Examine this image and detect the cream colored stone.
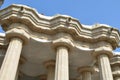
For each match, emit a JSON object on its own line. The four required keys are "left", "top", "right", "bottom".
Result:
{"left": 0, "top": 4, "right": 119, "bottom": 80}
{"left": 98, "top": 54, "right": 113, "bottom": 80}
{"left": 78, "top": 66, "right": 94, "bottom": 80}
{"left": 6, "top": 23, "right": 30, "bottom": 45}
{"left": 111, "top": 54, "right": 120, "bottom": 80}
{"left": 44, "top": 60, "right": 55, "bottom": 80}
{"left": 92, "top": 42, "right": 114, "bottom": 80}
{"left": 55, "top": 46, "right": 69, "bottom": 80}
{"left": 0, "top": 38, "right": 23, "bottom": 80}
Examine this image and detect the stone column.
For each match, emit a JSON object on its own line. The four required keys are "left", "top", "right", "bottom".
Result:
{"left": 0, "top": 37, "right": 23, "bottom": 80}
{"left": 93, "top": 46, "right": 113, "bottom": 80}
{"left": 44, "top": 60, "right": 55, "bottom": 80}
{"left": 55, "top": 46, "right": 69, "bottom": 80}
{"left": 78, "top": 66, "right": 93, "bottom": 80}
{"left": 111, "top": 54, "right": 120, "bottom": 80}
{"left": 53, "top": 35, "right": 73, "bottom": 80}
{"left": 0, "top": 23, "right": 30, "bottom": 80}
{"left": 98, "top": 54, "right": 113, "bottom": 80}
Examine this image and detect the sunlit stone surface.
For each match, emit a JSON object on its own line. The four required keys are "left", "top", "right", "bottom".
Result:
{"left": 0, "top": 4, "right": 119, "bottom": 80}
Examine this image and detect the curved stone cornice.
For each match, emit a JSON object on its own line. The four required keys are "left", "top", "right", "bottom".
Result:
{"left": 93, "top": 46, "right": 113, "bottom": 59}
{"left": 6, "top": 23, "right": 30, "bottom": 44}
{"left": 0, "top": 4, "right": 119, "bottom": 49}
{"left": 52, "top": 38, "right": 74, "bottom": 52}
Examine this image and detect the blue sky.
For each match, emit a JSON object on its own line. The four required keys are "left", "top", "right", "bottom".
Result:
{"left": 1, "top": 0, "right": 120, "bottom": 51}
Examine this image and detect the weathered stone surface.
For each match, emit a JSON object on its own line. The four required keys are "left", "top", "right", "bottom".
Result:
{"left": 0, "top": 4, "right": 119, "bottom": 80}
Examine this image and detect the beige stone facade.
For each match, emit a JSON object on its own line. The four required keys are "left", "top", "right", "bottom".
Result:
{"left": 0, "top": 4, "right": 120, "bottom": 80}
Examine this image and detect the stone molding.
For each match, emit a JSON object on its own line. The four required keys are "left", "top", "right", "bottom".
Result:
{"left": 44, "top": 60, "right": 55, "bottom": 68}
{"left": 78, "top": 66, "right": 94, "bottom": 74}
{"left": 113, "top": 71, "right": 120, "bottom": 77}
{"left": 0, "top": 4, "right": 119, "bottom": 49}
{"left": 0, "top": 33, "right": 5, "bottom": 46}
{"left": 6, "top": 23, "right": 30, "bottom": 44}
{"left": 111, "top": 54, "right": 120, "bottom": 77}
{"left": 92, "top": 46, "right": 113, "bottom": 59}
{"left": 111, "top": 55, "right": 120, "bottom": 66}
{"left": 52, "top": 37, "right": 74, "bottom": 52}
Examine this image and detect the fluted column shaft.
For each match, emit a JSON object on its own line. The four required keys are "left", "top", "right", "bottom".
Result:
{"left": 98, "top": 54, "right": 113, "bottom": 80}
{"left": 0, "top": 38, "right": 23, "bottom": 80}
{"left": 82, "top": 71, "right": 91, "bottom": 80}
{"left": 45, "top": 60, "right": 55, "bottom": 80}
{"left": 47, "top": 65, "right": 55, "bottom": 80}
{"left": 55, "top": 46, "right": 69, "bottom": 80}
{"left": 78, "top": 67, "right": 93, "bottom": 80}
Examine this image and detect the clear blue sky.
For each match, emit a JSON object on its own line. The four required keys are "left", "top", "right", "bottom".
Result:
{"left": 1, "top": 0, "right": 120, "bottom": 51}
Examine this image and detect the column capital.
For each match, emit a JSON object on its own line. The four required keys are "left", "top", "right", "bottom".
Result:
{"left": 52, "top": 38, "right": 74, "bottom": 52}
{"left": 78, "top": 66, "right": 94, "bottom": 74}
{"left": 54, "top": 44, "right": 69, "bottom": 80}
{"left": 6, "top": 23, "right": 30, "bottom": 45}
{"left": 44, "top": 60, "right": 55, "bottom": 68}
{"left": 92, "top": 46, "right": 113, "bottom": 59}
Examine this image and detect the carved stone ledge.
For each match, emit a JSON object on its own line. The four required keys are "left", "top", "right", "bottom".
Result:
{"left": 6, "top": 23, "right": 30, "bottom": 45}
{"left": 111, "top": 54, "right": 120, "bottom": 78}
{"left": 0, "top": 4, "right": 119, "bottom": 49}
{"left": 78, "top": 66, "right": 94, "bottom": 74}
{"left": 111, "top": 56, "right": 120, "bottom": 66}
{"left": 92, "top": 46, "right": 113, "bottom": 59}
{"left": 44, "top": 60, "right": 55, "bottom": 69}
{"left": 52, "top": 38, "right": 74, "bottom": 52}
{"left": 113, "top": 71, "right": 120, "bottom": 77}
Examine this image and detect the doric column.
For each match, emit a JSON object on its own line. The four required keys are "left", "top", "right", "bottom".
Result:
{"left": 44, "top": 60, "right": 55, "bottom": 80}
{"left": 55, "top": 46, "right": 69, "bottom": 80}
{"left": 93, "top": 45, "right": 113, "bottom": 80}
{"left": 0, "top": 23, "right": 30, "bottom": 80}
{"left": 98, "top": 54, "right": 113, "bottom": 80}
{"left": 78, "top": 66, "right": 94, "bottom": 80}
{"left": 53, "top": 34, "right": 73, "bottom": 80}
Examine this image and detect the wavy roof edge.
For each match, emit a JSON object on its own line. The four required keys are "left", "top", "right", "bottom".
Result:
{"left": 0, "top": 4, "right": 120, "bottom": 49}
{"left": 1, "top": 4, "right": 119, "bottom": 29}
